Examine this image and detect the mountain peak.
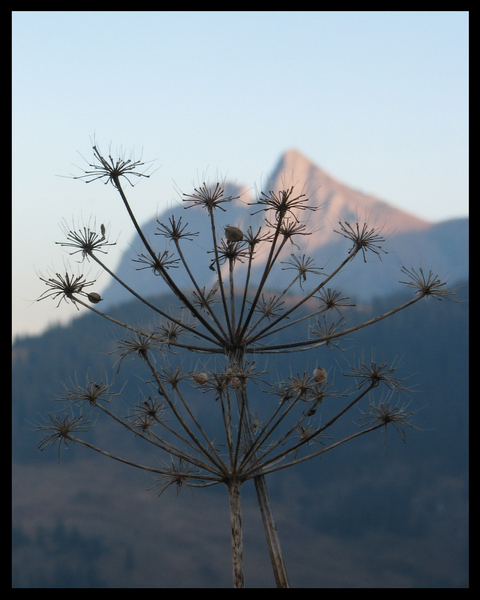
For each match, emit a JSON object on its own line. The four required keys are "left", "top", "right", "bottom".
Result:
{"left": 276, "top": 147, "right": 313, "bottom": 169}
{"left": 100, "top": 148, "right": 465, "bottom": 308}
{"left": 268, "top": 147, "right": 331, "bottom": 189}
{"left": 267, "top": 148, "right": 430, "bottom": 235}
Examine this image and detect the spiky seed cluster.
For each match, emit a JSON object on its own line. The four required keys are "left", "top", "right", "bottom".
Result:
{"left": 400, "top": 266, "right": 454, "bottom": 300}
{"left": 290, "top": 372, "right": 316, "bottom": 398}
{"left": 133, "top": 250, "right": 180, "bottom": 275}
{"left": 316, "top": 288, "right": 353, "bottom": 314}
{"left": 243, "top": 225, "right": 272, "bottom": 250}
{"left": 152, "top": 458, "right": 200, "bottom": 497}
{"left": 335, "top": 221, "right": 386, "bottom": 262}
{"left": 37, "top": 414, "right": 92, "bottom": 461}
{"left": 279, "top": 371, "right": 328, "bottom": 414}
{"left": 159, "top": 365, "right": 191, "bottom": 390}
{"left": 115, "top": 333, "right": 161, "bottom": 371}
{"left": 57, "top": 224, "right": 116, "bottom": 260}
{"left": 251, "top": 186, "right": 316, "bottom": 221}
{"left": 157, "top": 321, "right": 190, "bottom": 346}
{"left": 359, "top": 399, "right": 418, "bottom": 444}
{"left": 73, "top": 145, "right": 153, "bottom": 187}
{"left": 128, "top": 396, "right": 166, "bottom": 433}
{"left": 191, "top": 285, "right": 220, "bottom": 313}
{"left": 293, "top": 424, "right": 327, "bottom": 457}
{"left": 252, "top": 294, "right": 285, "bottom": 321}
{"left": 347, "top": 360, "right": 408, "bottom": 391}
{"left": 60, "top": 379, "right": 117, "bottom": 408}
{"left": 130, "top": 396, "right": 166, "bottom": 432}
{"left": 183, "top": 182, "right": 239, "bottom": 213}
{"left": 214, "top": 237, "right": 250, "bottom": 267}
{"left": 310, "top": 315, "right": 348, "bottom": 350}
{"left": 38, "top": 272, "right": 95, "bottom": 308}
{"left": 281, "top": 254, "right": 324, "bottom": 289}
{"left": 156, "top": 215, "right": 199, "bottom": 242}
{"left": 271, "top": 217, "right": 310, "bottom": 248}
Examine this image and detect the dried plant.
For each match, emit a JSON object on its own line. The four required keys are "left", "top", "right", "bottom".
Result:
{"left": 37, "top": 144, "right": 453, "bottom": 588}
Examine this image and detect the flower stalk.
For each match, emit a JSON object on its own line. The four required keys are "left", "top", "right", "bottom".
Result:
{"left": 37, "top": 143, "right": 453, "bottom": 587}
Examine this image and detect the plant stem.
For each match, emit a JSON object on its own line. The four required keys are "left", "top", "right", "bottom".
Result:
{"left": 227, "top": 478, "right": 245, "bottom": 588}
{"left": 253, "top": 475, "right": 289, "bottom": 588}
{"left": 235, "top": 385, "right": 290, "bottom": 587}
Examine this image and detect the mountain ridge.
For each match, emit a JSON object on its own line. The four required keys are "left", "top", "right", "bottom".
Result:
{"left": 268, "top": 148, "right": 430, "bottom": 237}
{"left": 99, "top": 149, "right": 467, "bottom": 308}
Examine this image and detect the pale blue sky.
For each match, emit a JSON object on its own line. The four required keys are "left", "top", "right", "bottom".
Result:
{"left": 12, "top": 11, "right": 468, "bottom": 339}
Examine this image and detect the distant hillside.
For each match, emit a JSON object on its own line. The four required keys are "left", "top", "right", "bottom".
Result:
{"left": 12, "top": 281, "right": 469, "bottom": 467}
{"left": 12, "top": 277, "right": 468, "bottom": 586}
{"left": 98, "top": 149, "right": 468, "bottom": 309}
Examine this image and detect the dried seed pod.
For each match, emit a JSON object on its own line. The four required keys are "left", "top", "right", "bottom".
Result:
{"left": 230, "top": 376, "right": 243, "bottom": 390}
{"left": 100, "top": 223, "right": 106, "bottom": 237}
{"left": 225, "top": 225, "right": 244, "bottom": 243}
{"left": 87, "top": 292, "right": 102, "bottom": 304}
{"left": 192, "top": 372, "right": 208, "bottom": 385}
{"left": 313, "top": 367, "right": 327, "bottom": 385}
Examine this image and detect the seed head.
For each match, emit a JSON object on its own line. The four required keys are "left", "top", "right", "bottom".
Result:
{"left": 251, "top": 186, "right": 316, "bottom": 221}
{"left": 73, "top": 145, "right": 154, "bottom": 188}
{"left": 183, "top": 182, "right": 238, "bottom": 213}
{"left": 56, "top": 221, "right": 116, "bottom": 261}
{"left": 36, "top": 413, "right": 92, "bottom": 462}
{"left": 359, "top": 398, "right": 419, "bottom": 444}
{"left": 399, "top": 266, "right": 455, "bottom": 301}
{"left": 334, "top": 221, "right": 386, "bottom": 262}
{"left": 38, "top": 271, "right": 95, "bottom": 309}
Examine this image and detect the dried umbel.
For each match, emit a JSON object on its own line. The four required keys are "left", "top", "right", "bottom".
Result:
{"left": 37, "top": 142, "right": 454, "bottom": 589}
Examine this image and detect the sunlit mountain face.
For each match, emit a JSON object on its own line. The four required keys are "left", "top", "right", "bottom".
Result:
{"left": 100, "top": 148, "right": 467, "bottom": 308}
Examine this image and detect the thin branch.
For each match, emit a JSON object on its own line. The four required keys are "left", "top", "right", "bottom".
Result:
{"left": 256, "top": 424, "right": 384, "bottom": 477}
{"left": 94, "top": 399, "right": 221, "bottom": 475}
{"left": 173, "top": 236, "right": 229, "bottom": 338}
{"left": 249, "top": 291, "right": 424, "bottom": 354}
{"left": 87, "top": 252, "right": 224, "bottom": 348}
{"left": 111, "top": 174, "right": 231, "bottom": 343}
{"left": 69, "top": 434, "right": 223, "bottom": 484}
{"left": 244, "top": 383, "right": 374, "bottom": 477}
{"left": 246, "top": 250, "right": 357, "bottom": 346}
{"left": 143, "top": 353, "right": 228, "bottom": 473}
{"left": 173, "top": 383, "right": 229, "bottom": 474}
